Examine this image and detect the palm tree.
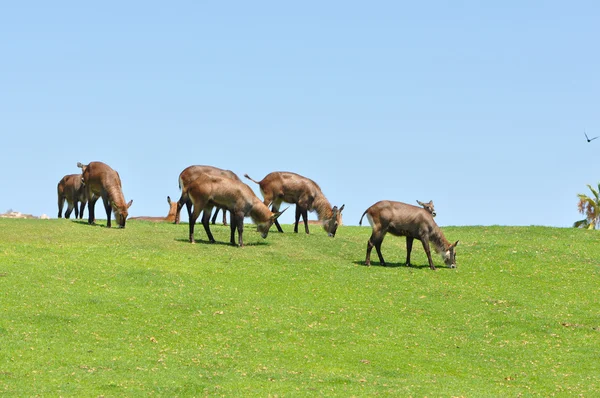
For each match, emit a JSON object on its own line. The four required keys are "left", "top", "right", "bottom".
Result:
{"left": 574, "top": 183, "right": 600, "bottom": 230}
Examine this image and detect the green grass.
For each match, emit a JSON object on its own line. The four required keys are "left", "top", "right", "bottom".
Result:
{"left": 1, "top": 219, "right": 599, "bottom": 396}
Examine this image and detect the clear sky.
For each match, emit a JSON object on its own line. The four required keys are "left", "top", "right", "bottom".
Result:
{"left": 1, "top": 1, "right": 598, "bottom": 228}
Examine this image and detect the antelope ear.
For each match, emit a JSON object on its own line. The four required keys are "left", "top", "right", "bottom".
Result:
{"left": 453, "top": 240, "right": 460, "bottom": 247}
{"left": 167, "top": 196, "right": 172, "bottom": 204}
{"left": 416, "top": 200, "right": 424, "bottom": 206}
{"left": 339, "top": 204, "right": 345, "bottom": 212}
{"left": 127, "top": 200, "right": 133, "bottom": 208}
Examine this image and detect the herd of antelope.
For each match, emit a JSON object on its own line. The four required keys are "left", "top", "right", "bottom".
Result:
{"left": 57, "top": 161, "right": 459, "bottom": 270}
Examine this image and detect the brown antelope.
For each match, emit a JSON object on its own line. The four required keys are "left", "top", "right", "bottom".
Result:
{"left": 77, "top": 161, "right": 133, "bottom": 228}
{"left": 417, "top": 200, "right": 436, "bottom": 217}
{"left": 186, "top": 173, "right": 286, "bottom": 246}
{"left": 129, "top": 196, "right": 178, "bottom": 222}
{"left": 297, "top": 220, "right": 330, "bottom": 225}
{"left": 57, "top": 174, "right": 87, "bottom": 219}
{"left": 244, "top": 171, "right": 344, "bottom": 237}
{"left": 175, "top": 165, "right": 241, "bottom": 225}
{"left": 359, "top": 200, "right": 459, "bottom": 270}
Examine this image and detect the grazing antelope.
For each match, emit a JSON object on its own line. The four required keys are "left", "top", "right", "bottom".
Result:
{"left": 57, "top": 174, "right": 87, "bottom": 219}
{"left": 359, "top": 200, "right": 459, "bottom": 270}
{"left": 175, "top": 165, "right": 241, "bottom": 225}
{"left": 129, "top": 196, "right": 178, "bottom": 222}
{"left": 244, "top": 171, "right": 344, "bottom": 237}
{"left": 187, "top": 173, "right": 285, "bottom": 246}
{"left": 77, "top": 161, "right": 132, "bottom": 228}
{"left": 417, "top": 200, "right": 436, "bottom": 217}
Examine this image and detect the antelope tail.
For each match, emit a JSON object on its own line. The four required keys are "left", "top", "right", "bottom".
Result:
{"left": 244, "top": 174, "right": 260, "bottom": 185}
{"left": 359, "top": 210, "right": 368, "bottom": 226}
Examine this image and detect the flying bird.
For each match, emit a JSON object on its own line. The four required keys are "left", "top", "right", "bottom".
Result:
{"left": 584, "top": 131, "right": 598, "bottom": 143}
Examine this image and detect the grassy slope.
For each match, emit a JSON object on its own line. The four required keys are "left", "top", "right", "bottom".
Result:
{"left": 0, "top": 219, "right": 598, "bottom": 396}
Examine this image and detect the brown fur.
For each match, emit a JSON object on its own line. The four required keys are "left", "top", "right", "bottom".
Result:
{"left": 244, "top": 171, "right": 344, "bottom": 237}
{"left": 130, "top": 196, "right": 177, "bottom": 223}
{"left": 297, "top": 220, "right": 327, "bottom": 225}
{"left": 359, "top": 200, "right": 458, "bottom": 270}
{"left": 57, "top": 174, "right": 87, "bottom": 219}
{"left": 77, "top": 161, "right": 132, "bottom": 228}
{"left": 175, "top": 165, "right": 241, "bottom": 225}
{"left": 416, "top": 200, "right": 436, "bottom": 217}
{"left": 186, "top": 173, "right": 284, "bottom": 246}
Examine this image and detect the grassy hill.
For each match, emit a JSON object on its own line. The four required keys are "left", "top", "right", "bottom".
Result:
{"left": 0, "top": 219, "right": 598, "bottom": 396}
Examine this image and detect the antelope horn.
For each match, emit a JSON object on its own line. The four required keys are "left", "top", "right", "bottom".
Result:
{"left": 275, "top": 206, "right": 289, "bottom": 218}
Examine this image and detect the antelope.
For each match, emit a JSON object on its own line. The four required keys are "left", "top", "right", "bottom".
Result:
{"left": 77, "top": 161, "right": 133, "bottom": 228}
{"left": 57, "top": 174, "right": 87, "bottom": 219}
{"left": 297, "top": 220, "right": 330, "bottom": 225}
{"left": 186, "top": 173, "right": 285, "bottom": 246}
{"left": 129, "top": 196, "right": 178, "bottom": 222}
{"left": 359, "top": 200, "right": 459, "bottom": 270}
{"left": 175, "top": 165, "right": 241, "bottom": 225}
{"left": 244, "top": 171, "right": 344, "bottom": 237}
{"left": 417, "top": 200, "right": 436, "bottom": 217}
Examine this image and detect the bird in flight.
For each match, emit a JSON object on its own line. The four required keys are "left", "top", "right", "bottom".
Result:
{"left": 584, "top": 131, "right": 598, "bottom": 143}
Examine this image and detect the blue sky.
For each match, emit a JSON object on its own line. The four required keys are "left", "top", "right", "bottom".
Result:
{"left": 1, "top": 1, "right": 598, "bottom": 228}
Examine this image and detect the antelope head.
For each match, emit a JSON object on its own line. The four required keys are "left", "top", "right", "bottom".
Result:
{"left": 417, "top": 200, "right": 436, "bottom": 217}
{"left": 113, "top": 199, "right": 133, "bottom": 228}
{"left": 323, "top": 204, "right": 345, "bottom": 237}
{"left": 257, "top": 206, "right": 288, "bottom": 238}
{"left": 442, "top": 240, "right": 460, "bottom": 268}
